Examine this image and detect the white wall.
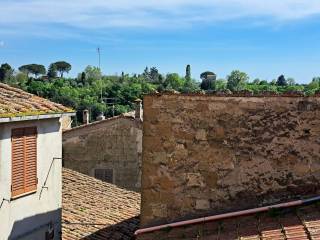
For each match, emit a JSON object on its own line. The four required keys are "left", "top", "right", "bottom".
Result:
{"left": 0, "top": 118, "right": 62, "bottom": 240}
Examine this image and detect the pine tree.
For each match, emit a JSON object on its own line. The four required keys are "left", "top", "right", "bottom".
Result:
{"left": 276, "top": 75, "right": 288, "bottom": 86}
{"left": 185, "top": 65, "right": 191, "bottom": 81}
{"left": 47, "top": 63, "right": 57, "bottom": 79}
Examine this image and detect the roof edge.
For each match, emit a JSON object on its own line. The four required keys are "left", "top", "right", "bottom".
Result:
{"left": 63, "top": 114, "right": 137, "bottom": 134}
{"left": 144, "top": 91, "right": 320, "bottom": 98}
{"left": 135, "top": 195, "right": 320, "bottom": 236}
{"left": 0, "top": 112, "right": 76, "bottom": 123}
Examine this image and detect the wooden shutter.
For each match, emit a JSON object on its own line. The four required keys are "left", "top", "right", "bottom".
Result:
{"left": 24, "top": 127, "right": 37, "bottom": 193}
{"left": 11, "top": 128, "right": 25, "bottom": 197}
{"left": 11, "top": 127, "right": 37, "bottom": 197}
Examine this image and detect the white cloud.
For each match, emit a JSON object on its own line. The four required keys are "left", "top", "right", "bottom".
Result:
{"left": 0, "top": 0, "right": 320, "bottom": 30}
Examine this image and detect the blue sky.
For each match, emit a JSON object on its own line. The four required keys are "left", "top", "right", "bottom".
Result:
{"left": 1, "top": 0, "right": 320, "bottom": 83}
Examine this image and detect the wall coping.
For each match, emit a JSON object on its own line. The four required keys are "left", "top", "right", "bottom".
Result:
{"left": 63, "top": 114, "right": 142, "bottom": 136}
{"left": 144, "top": 91, "right": 320, "bottom": 98}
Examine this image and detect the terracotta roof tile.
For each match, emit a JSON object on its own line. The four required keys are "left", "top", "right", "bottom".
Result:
{"left": 141, "top": 203, "right": 320, "bottom": 240}
{"left": 0, "top": 83, "right": 73, "bottom": 118}
{"left": 62, "top": 168, "right": 140, "bottom": 240}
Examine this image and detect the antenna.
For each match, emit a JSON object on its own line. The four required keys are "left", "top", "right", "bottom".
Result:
{"left": 97, "top": 47, "right": 101, "bottom": 70}
{"left": 97, "top": 47, "right": 103, "bottom": 103}
{"left": 103, "top": 97, "right": 117, "bottom": 117}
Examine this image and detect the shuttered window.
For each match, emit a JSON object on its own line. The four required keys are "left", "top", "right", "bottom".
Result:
{"left": 11, "top": 127, "right": 38, "bottom": 198}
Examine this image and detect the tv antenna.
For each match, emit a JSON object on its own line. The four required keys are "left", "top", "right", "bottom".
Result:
{"left": 97, "top": 47, "right": 101, "bottom": 70}
{"left": 97, "top": 47, "right": 103, "bottom": 103}
{"left": 103, "top": 97, "right": 117, "bottom": 117}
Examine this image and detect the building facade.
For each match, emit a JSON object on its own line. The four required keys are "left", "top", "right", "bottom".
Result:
{"left": 63, "top": 109, "right": 142, "bottom": 192}
{"left": 0, "top": 83, "right": 74, "bottom": 240}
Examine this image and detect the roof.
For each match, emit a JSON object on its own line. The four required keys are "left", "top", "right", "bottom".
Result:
{"left": 62, "top": 168, "right": 140, "bottom": 240}
{"left": 139, "top": 203, "right": 320, "bottom": 239}
{"left": 63, "top": 111, "right": 140, "bottom": 134}
{"left": 0, "top": 83, "right": 74, "bottom": 118}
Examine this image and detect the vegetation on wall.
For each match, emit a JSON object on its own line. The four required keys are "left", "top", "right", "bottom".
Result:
{"left": 1, "top": 61, "right": 319, "bottom": 124}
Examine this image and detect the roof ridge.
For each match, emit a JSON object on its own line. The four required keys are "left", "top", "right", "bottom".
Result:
{"left": 63, "top": 113, "right": 136, "bottom": 133}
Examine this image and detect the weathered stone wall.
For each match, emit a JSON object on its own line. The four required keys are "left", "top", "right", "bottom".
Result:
{"left": 63, "top": 117, "right": 142, "bottom": 192}
{"left": 141, "top": 94, "right": 320, "bottom": 227}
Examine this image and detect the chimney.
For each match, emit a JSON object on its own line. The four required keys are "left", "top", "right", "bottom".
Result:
{"left": 134, "top": 99, "right": 142, "bottom": 120}
{"left": 83, "top": 110, "right": 90, "bottom": 125}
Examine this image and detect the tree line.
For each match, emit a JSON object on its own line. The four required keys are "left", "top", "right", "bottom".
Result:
{"left": 0, "top": 62, "right": 319, "bottom": 124}
{"left": 199, "top": 70, "right": 317, "bottom": 95}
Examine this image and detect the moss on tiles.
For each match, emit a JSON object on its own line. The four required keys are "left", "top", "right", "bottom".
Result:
{"left": 0, "top": 109, "right": 73, "bottom": 118}
{"left": 0, "top": 83, "right": 75, "bottom": 118}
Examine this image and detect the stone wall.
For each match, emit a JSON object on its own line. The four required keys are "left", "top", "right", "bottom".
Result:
{"left": 63, "top": 116, "right": 142, "bottom": 192}
{"left": 141, "top": 94, "right": 320, "bottom": 227}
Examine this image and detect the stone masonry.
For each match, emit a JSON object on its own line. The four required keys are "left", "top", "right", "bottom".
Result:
{"left": 63, "top": 115, "right": 142, "bottom": 192}
{"left": 140, "top": 94, "right": 320, "bottom": 228}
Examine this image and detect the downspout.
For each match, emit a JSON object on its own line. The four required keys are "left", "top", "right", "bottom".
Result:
{"left": 135, "top": 195, "right": 320, "bottom": 236}
{"left": 39, "top": 157, "right": 62, "bottom": 200}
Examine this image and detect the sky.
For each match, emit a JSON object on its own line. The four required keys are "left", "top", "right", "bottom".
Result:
{"left": 1, "top": 1, "right": 320, "bottom": 83}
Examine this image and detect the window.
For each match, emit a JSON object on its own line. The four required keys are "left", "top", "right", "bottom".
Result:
{"left": 94, "top": 169, "right": 113, "bottom": 183}
{"left": 11, "top": 127, "right": 38, "bottom": 198}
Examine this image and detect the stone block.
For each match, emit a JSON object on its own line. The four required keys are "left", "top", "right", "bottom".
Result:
{"left": 186, "top": 173, "right": 205, "bottom": 187}
{"left": 195, "top": 199, "right": 210, "bottom": 210}
{"left": 151, "top": 204, "right": 167, "bottom": 218}
{"left": 195, "top": 129, "right": 207, "bottom": 141}
{"left": 153, "top": 152, "right": 167, "bottom": 164}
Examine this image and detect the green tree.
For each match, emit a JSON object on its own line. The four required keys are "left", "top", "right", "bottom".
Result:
{"left": 47, "top": 63, "right": 58, "bottom": 79}
{"left": 252, "top": 78, "right": 261, "bottom": 84}
{"left": 200, "top": 71, "right": 217, "bottom": 90}
{"left": 6, "top": 63, "right": 204, "bottom": 125}
{"left": 80, "top": 72, "right": 86, "bottom": 85}
{"left": 287, "top": 77, "right": 295, "bottom": 86}
{"left": 54, "top": 61, "right": 72, "bottom": 78}
{"left": 185, "top": 65, "right": 191, "bottom": 81}
{"left": 18, "top": 64, "right": 46, "bottom": 78}
{"left": 259, "top": 80, "right": 269, "bottom": 85}
{"left": 276, "top": 75, "right": 287, "bottom": 86}
{"left": 15, "top": 72, "right": 29, "bottom": 89}
{"left": 165, "top": 73, "right": 184, "bottom": 90}
{"left": 0, "top": 63, "right": 13, "bottom": 82}
{"left": 215, "top": 79, "right": 227, "bottom": 91}
{"left": 270, "top": 79, "right": 277, "bottom": 85}
{"left": 84, "top": 65, "right": 102, "bottom": 83}
{"left": 150, "top": 67, "right": 159, "bottom": 83}
{"left": 305, "top": 77, "right": 320, "bottom": 95}
{"left": 226, "top": 70, "right": 249, "bottom": 91}
{"left": 142, "top": 67, "right": 151, "bottom": 82}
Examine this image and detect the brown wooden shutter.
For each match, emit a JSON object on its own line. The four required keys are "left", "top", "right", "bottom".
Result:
{"left": 12, "top": 128, "right": 25, "bottom": 197}
{"left": 24, "top": 127, "right": 37, "bottom": 193}
{"left": 11, "top": 127, "right": 37, "bottom": 197}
